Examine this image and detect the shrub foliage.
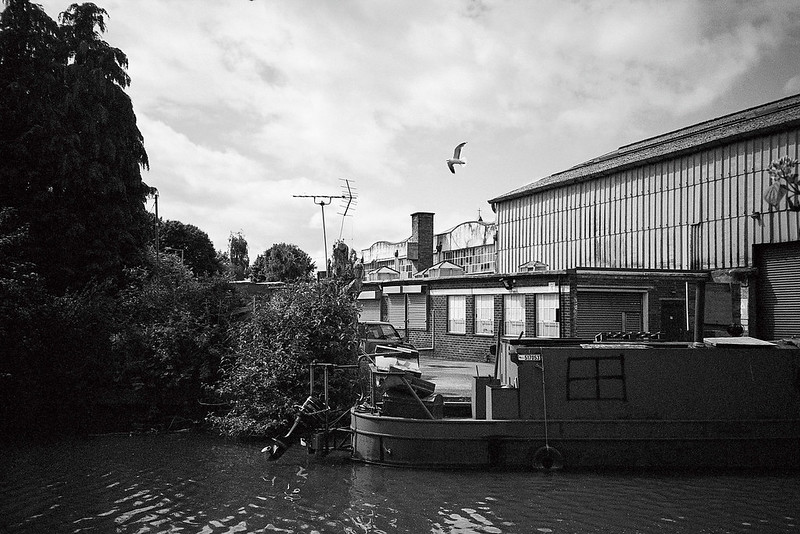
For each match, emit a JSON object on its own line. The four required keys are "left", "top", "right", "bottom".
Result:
{"left": 211, "top": 280, "right": 360, "bottom": 438}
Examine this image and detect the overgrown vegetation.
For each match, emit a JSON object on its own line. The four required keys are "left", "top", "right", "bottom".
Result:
{"left": 108, "top": 250, "right": 241, "bottom": 429}
{"left": 211, "top": 279, "right": 360, "bottom": 438}
{"left": 0, "top": 246, "right": 243, "bottom": 436}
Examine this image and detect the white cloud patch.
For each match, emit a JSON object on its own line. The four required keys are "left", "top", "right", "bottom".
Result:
{"left": 29, "top": 0, "right": 800, "bottom": 269}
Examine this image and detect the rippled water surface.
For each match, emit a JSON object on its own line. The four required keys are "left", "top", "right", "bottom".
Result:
{"left": 1, "top": 433, "right": 798, "bottom": 533}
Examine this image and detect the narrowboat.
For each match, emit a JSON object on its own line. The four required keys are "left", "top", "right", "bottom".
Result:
{"left": 349, "top": 336, "right": 800, "bottom": 470}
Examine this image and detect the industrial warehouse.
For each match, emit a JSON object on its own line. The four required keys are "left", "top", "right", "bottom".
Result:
{"left": 357, "top": 94, "right": 800, "bottom": 361}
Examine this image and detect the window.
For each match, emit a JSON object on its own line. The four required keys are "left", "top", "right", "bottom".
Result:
{"left": 536, "top": 293, "right": 560, "bottom": 338}
{"left": 448, "top": 295, "right": 466, "bottom": 334}
{"left": 567, "top": 355, "right": 626, "bottom": 401}
{"left": 474, "top": 295, "right": 494, "bottom": 335}
{"left": 504, "top": 294, "right": 525, "bottom": 336}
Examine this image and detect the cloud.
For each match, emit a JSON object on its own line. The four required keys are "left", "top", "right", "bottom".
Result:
{"left": 28, "top": 0, "right": 800, "bottom": 269}
{"left": 786, "top": 75, "right": 800, "bottom": 94}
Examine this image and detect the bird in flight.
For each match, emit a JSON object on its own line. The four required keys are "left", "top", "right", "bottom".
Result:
{"left": 447, "top": 142, "right": 467, "bottom": 174}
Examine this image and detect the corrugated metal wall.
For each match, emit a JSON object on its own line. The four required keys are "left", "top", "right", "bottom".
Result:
{"left": 496, "top": 128, "right": 800, "bottom": 273}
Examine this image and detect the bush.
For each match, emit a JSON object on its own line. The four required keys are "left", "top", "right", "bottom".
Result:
{"left": 0, "top": 282, "right": 117, "bottom": 435}
{"left": 0, "top": 247, "right": 244, "bottom": 437}
{"left": 211, "top": 279, "right": 360, "bottom": 438}
{"left": 108, "top": 250, "right": 242, "bottom": 427}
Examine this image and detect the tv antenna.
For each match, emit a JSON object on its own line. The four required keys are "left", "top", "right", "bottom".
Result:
{"left": 294, "top": 183, "right": 353, "bottom": 274}
{"left": 337, "top": 179, "right": 358, "bottom": 239}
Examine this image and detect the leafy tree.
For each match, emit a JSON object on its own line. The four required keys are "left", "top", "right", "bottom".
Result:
{"left": 763, "top": 156, "right": 800, "bottom": 211}
{"left": 329, "top": 239, "right": 363, "bottom": 296}
{"left": 251, "top": 242, "right": 315, "bottom": 282}
{"left": 329, "top": 239, "right": 358, "bottom": 279}
{"left": 109, "top": 248, "right": 242, "bottom": 428}
{"left": 0, "top": 207, "right": 40, "bottom": 379}
{"left": 159, "top": 219, "right": 222, "bottom": 276}
{"left": 228, "top": 231, "right": 249, "bottom": 281}
{"left": 0, "top": 0, "right": 151, "bottom": 292}
{"left": 211, "top": 280, "right": 360, "bottom": 437}
{"left": 215, "top": 249, "right": 230, "bottom": 272}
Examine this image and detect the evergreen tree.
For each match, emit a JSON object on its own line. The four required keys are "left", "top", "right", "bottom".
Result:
{"left": 0, "top": 0, "right": 151, "bottom": 292}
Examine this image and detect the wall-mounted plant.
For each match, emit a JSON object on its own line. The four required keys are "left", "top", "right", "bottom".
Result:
{"left": 763, "top": 156, "right": 800, "bottom": 211}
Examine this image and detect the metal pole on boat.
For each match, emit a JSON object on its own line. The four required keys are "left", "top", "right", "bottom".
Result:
{"left": 323, "top": 365, "right": 329, "bottom": 407}
{"left": 323, "top": 365, "right": 329, "bottom": 454}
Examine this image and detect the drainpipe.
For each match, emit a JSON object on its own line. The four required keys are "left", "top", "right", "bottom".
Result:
{"left": 693, "top": 279, "right": 706, "bottom": 344}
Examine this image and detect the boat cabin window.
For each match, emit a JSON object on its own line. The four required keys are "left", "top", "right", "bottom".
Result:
{"left": 566, "top": 354, "right": 627, "bottom": 401}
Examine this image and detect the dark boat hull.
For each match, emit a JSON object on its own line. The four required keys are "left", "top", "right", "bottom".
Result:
{"left": 351, "top": 410, "right": 800, "bottom": 469}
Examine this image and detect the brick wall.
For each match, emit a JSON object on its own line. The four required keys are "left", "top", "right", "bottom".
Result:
{"left": 524, "top": 294, "right": 536, "bottom": 338}
{"left": 424, "top": 295, "right": 496, "bottom": 362}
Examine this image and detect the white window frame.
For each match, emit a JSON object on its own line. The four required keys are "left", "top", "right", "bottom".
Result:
{"left": 448, "top": 295, "right": 466, "bottom": 334}
{"left": 536, "top": 293, "right": 560, "bottom": 338}
{"left": 474, "top": 295, "right": 494, "bottom": 335}
{"left": 504, "top": 294, "right": 525, "bottom": 337}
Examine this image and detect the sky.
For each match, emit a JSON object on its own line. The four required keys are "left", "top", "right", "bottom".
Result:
{"left": 29, "top": 0, "right": 800, "bottom": 270}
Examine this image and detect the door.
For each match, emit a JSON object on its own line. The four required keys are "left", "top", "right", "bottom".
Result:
{"left": 660, "top": 299, "right": 686, "bottom": 341}
{"left": 755, "top": 241, "right": 800, "bottom": 339}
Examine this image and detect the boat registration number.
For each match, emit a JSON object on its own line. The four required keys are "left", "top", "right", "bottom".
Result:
{"left": 516, "top": 353, "right": 542, "bottom": 362}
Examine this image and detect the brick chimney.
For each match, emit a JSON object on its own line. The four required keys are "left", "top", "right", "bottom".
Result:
{"left": 409, "top": 212, "right": 434, "bottom": 273}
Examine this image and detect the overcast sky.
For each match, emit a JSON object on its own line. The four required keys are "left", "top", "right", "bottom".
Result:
{"left": 32, "top": 0, "right": 800, "bottom": 270}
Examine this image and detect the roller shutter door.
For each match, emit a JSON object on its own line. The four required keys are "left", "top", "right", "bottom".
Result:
{"left": 407, "top": 293, "right": 427, "bottom": 330}
{"left": 386, "top": 295, "right": 405, "bottom": 329}
{"left": 755, "top": 241, "right": 800, "bottom": 339}
{"left": 358, "top": 299, "right": 381, "bottom": 321}
{"left": 577, "top": 291, "right": 643, "bottom": 338}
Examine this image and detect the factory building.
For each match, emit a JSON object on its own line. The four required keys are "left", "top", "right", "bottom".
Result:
{"left": 359, "top": 94, "right": 800, "bottom": 361}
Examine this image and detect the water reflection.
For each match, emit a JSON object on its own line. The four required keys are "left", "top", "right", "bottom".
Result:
{"left": 1, "top": 433, "right": 798, "bottom": 533}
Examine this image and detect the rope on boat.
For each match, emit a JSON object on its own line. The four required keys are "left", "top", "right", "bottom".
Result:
{"left": 533, "top": 356, "right": 564, "bottom": 470}
{"left": 541, "top": 358, "right": 549, "bottom": 448}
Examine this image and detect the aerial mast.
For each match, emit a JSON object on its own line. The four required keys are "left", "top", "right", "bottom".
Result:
{"left": 293, "top": 192, "right": 346, "bottom": 276}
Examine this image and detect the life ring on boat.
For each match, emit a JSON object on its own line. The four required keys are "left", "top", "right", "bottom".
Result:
{"left": 532, "top": 445, "right": 564, "bottom": 471}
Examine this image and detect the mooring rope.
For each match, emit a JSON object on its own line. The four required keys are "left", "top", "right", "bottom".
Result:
{"left": 540, "top": 358, "right": 549, "bottom": 449}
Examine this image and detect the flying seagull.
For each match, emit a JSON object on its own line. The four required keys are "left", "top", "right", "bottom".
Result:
{"left": 447, "top": 142, "right": 467, "bottom": 174}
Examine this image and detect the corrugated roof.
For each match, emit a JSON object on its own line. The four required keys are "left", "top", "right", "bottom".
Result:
{"left": 489, "top": 93, "right": 800, "bottom": 204}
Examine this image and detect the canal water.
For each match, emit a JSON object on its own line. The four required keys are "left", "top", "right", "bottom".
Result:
{"left": 1, "top": 432, "right": 798, "bottom": 533}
